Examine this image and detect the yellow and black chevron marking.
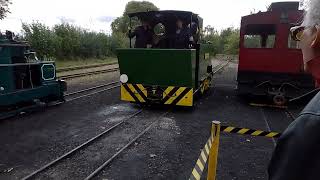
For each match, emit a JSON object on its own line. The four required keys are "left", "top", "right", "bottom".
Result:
{"left": 200, "top": 77, "right": 211, "bottom": 94}
{"left": 121, "top": 84, "right": 147, "bottom": 103}
{"left": 221, "top": 126, "right": 281, "bottom": 138}
{"left": 189, "top": 133, "right": 214, "bottom": 180}
{"left": 162, "top": 86, "right": 193, "bottom": 106}
{"left": 121, "top": 84, "right": 193, "bottom": 106}
{"left": 199, "top": 73, "right": 213, "bottom": 95}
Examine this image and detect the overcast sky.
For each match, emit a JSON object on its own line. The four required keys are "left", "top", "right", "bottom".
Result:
{"left": 0, "top": 0, "right": 301, "bottom": 34}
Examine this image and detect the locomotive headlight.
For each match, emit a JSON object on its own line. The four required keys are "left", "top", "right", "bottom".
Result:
{"left": 0, "top": 87, "right": 4, "bottom": 91}
{"left": 120, "top": 74, "right": 129, "bottom": 83}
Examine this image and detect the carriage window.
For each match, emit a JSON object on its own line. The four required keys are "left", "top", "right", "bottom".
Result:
{"left": 243, "top": 24, "right": 276, "bottom": 48}
{"left": 244, "top": 35, "right": 261, "bottom": 48}
{"left": 288, "top": 33, "right": 300, "bottom": 49}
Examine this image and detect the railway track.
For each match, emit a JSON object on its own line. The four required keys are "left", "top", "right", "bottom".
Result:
{"left": 82, "top": 64, "right": 230, "bottom": 179}
{"left": 58, "top": 59, "right": 229, "bottom": 81}
{"left": 58, "top": 68, "right": 119, "bottom": 80}
{"left": 21, "top": 60, "right": 230, "bottom": 179}
{"left": 284, "top": 109, "right": 296, "bottom": 121}
{"left": 21, "top": 110, "right": 170, "bottom": 180}
{"left": 212, "top": 59, "right": 231, "bottom": 74}
{"left": 56, "top": 62, "right": 118, "bottom": 73}
{"left": 62, "top": 59, "right": 229, "bottom": 102}
{"left": 0, "top": 81, "right": 120, "bottom": 119}
{"left": 84, "top": 111, "right": 170, "bottom": 180}
{"left": 64, "top": 81, "right": 120, "bottom": 102}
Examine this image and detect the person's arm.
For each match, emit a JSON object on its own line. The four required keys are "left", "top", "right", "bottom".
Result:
{"left": 185, "top": 29, "right": 194, "bottom": 48}
{"left": 128, "top": 27, "right": 138, "bottom": 38}
{"left": 146, "top": 30, "right": 154, "bottom": 48}
{"left": 268, "top": 114, "right": 320, "bottom": 180}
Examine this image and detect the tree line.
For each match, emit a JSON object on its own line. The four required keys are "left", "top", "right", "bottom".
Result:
{"left": 18, "top": 1, "right": 240, "bottom": 61}
{"left": 202, "top": 26, "right": 240, "bottom": 55}
{"left": 0, "top": 0, "right": 11, "bottom": 20}
{"left": 21, "top": 22, "right": 128, "bottom": 60}
{"left": 21, "top": 24, "right": 240, "bottom": 60}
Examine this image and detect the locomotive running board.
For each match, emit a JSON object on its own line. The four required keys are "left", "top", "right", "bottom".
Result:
{"left": 121, "top": 84, "right": 193, "bottom": 107}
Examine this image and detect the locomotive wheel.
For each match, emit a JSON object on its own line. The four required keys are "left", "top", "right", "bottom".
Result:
{"left": 273, "top": 94, "right": 287, "bottom": 106}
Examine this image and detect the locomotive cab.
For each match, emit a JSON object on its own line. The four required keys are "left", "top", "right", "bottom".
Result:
{"left": 117, "top": 11, "right": 213, "bottom": 107}
{"left": 237, "top": 2, "right": 315, "bottom": 105}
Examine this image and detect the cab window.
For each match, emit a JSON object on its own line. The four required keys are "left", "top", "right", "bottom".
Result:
{"left": 243, "top": 24, "right": 276, "bottom": 48}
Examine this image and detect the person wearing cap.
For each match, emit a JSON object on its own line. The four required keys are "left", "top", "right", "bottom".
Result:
{"left": 174, "top": 19, "right": 194, "bottom": 49}
{"left": 268, "top": 0, "right": 320, "bottom": 179}
{"left": 128, "top": 20, "right": 153, "bottom": 48}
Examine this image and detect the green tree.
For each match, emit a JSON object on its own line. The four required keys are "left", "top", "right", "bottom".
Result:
{"left": 204, "top": 25, "right": 215, "bottom": 36}
{"left": 22, "top": 22, "right": 58, "bottom": 59}
{"left": 111, "top": 1, "right": 159, "bottom": 34}
{"left": 22, "top": 22, "right": 116, "bottom": 60}
{"left": 224, "top": 29, "right": 240, "bottom": 54}
{"left": 202, "top": 27, "right": 240, "bottom": 55}
{"left": 53, "top": 23, "right": 81, "bottom": 58}
{"left": 0, "top": 0, "right": 11, "bottom": 19}
{"left": 110, "top": 32, "right": 129, "bottom": 52}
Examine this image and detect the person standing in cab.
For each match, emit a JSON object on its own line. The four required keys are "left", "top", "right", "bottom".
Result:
{"left": 128, "top": 20, "right": 153, "bottom": 48}
{"left": 174, "top": 19, "right": 194, "bottom": 49}
{"left": 268, "top": 0, "right": 320, "bottom": 179}
{"left": 189, "top": 21, "right": 199, "bottom": 43}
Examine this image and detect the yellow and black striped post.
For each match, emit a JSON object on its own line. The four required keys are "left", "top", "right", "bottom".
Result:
{"left": 189, "top": 121, "right": 221, "bottom": 180}
{"left": 189, "top": 122, "right": 282, "bottom": 180}
{"left": 207, "top": 121, "right": 221, "bottom": 180}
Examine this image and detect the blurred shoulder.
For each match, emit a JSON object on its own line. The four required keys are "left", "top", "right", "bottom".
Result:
{"left": 300, "top": 92, "right": 320, "bottom": 116}
{"left": 282, "top": 92, "right": 320, "bottom": 136}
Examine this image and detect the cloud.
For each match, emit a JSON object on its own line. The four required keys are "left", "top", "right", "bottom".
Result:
{"left": 2, "top": 0, "right": 299, "bottom": 33}
{"left": 57, "top": 16, "right": 76, "bottom": 24}
{"left": 96, "top": 16, "right": 116, "bottom": 23}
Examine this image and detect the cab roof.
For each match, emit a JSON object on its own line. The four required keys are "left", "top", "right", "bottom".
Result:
{"left": 128, "top": 10, "right": 203, "bottom": 28}
{"left": 268, "top": 1, "right": 299, "bottom": 12}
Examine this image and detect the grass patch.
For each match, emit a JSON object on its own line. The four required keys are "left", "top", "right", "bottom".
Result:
{"left": 55, "top": 57, "right": 117, "bottom": 68}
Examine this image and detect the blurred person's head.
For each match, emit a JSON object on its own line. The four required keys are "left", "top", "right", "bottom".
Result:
{"left": 291, "top": 0, "right": 320, "bottom": 83}
{"left": 176, "top": 19, "right": 183, "bottom": 29}
{"left": 141, "top": 19, "right": 150, "bottom": 30}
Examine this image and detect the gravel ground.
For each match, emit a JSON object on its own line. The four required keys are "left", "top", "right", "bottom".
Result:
{"left": 0, "top": 60, "right": 308, "bottom": 180}
{"left": 0, "top": 72, "right": 125, "bottom": 179}
{"left": 95, "top": 62, "right": 307, "bottom": 180}
{"left": 35, "top": 109, "right": 168, "bottom": 180}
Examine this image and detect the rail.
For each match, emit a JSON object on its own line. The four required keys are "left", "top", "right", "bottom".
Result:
{"left": 58, "top": 68, "right": 119, "bottom": 80}
{"left": 64, "top": 81, "right": 120, "bottom": 102}
{"left": 56, "top": 62, "right": 118, "bottom": 73}
{"left": 21, "top": 110, "right": 143, "bottom": 180}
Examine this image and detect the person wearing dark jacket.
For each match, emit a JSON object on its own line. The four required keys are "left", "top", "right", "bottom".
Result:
{"left": 174, "top": 19, "right": 193, "bottom": 49}
{"left": 128, "top": 20, "right": 153, "bottom": 48}
{"left": 268, "top": 0, "right": 320, "bottom": 179}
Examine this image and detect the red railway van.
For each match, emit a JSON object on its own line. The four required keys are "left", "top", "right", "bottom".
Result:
{"left": 237, "top": 1, "right": 315, "bottom": 105}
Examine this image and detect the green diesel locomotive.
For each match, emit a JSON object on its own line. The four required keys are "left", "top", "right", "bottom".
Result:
{"left": 117, "top": 11, "right": 213, "bottom": 107}
{"left": 0, "top": 31, "right": 66, "bottom": 119}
